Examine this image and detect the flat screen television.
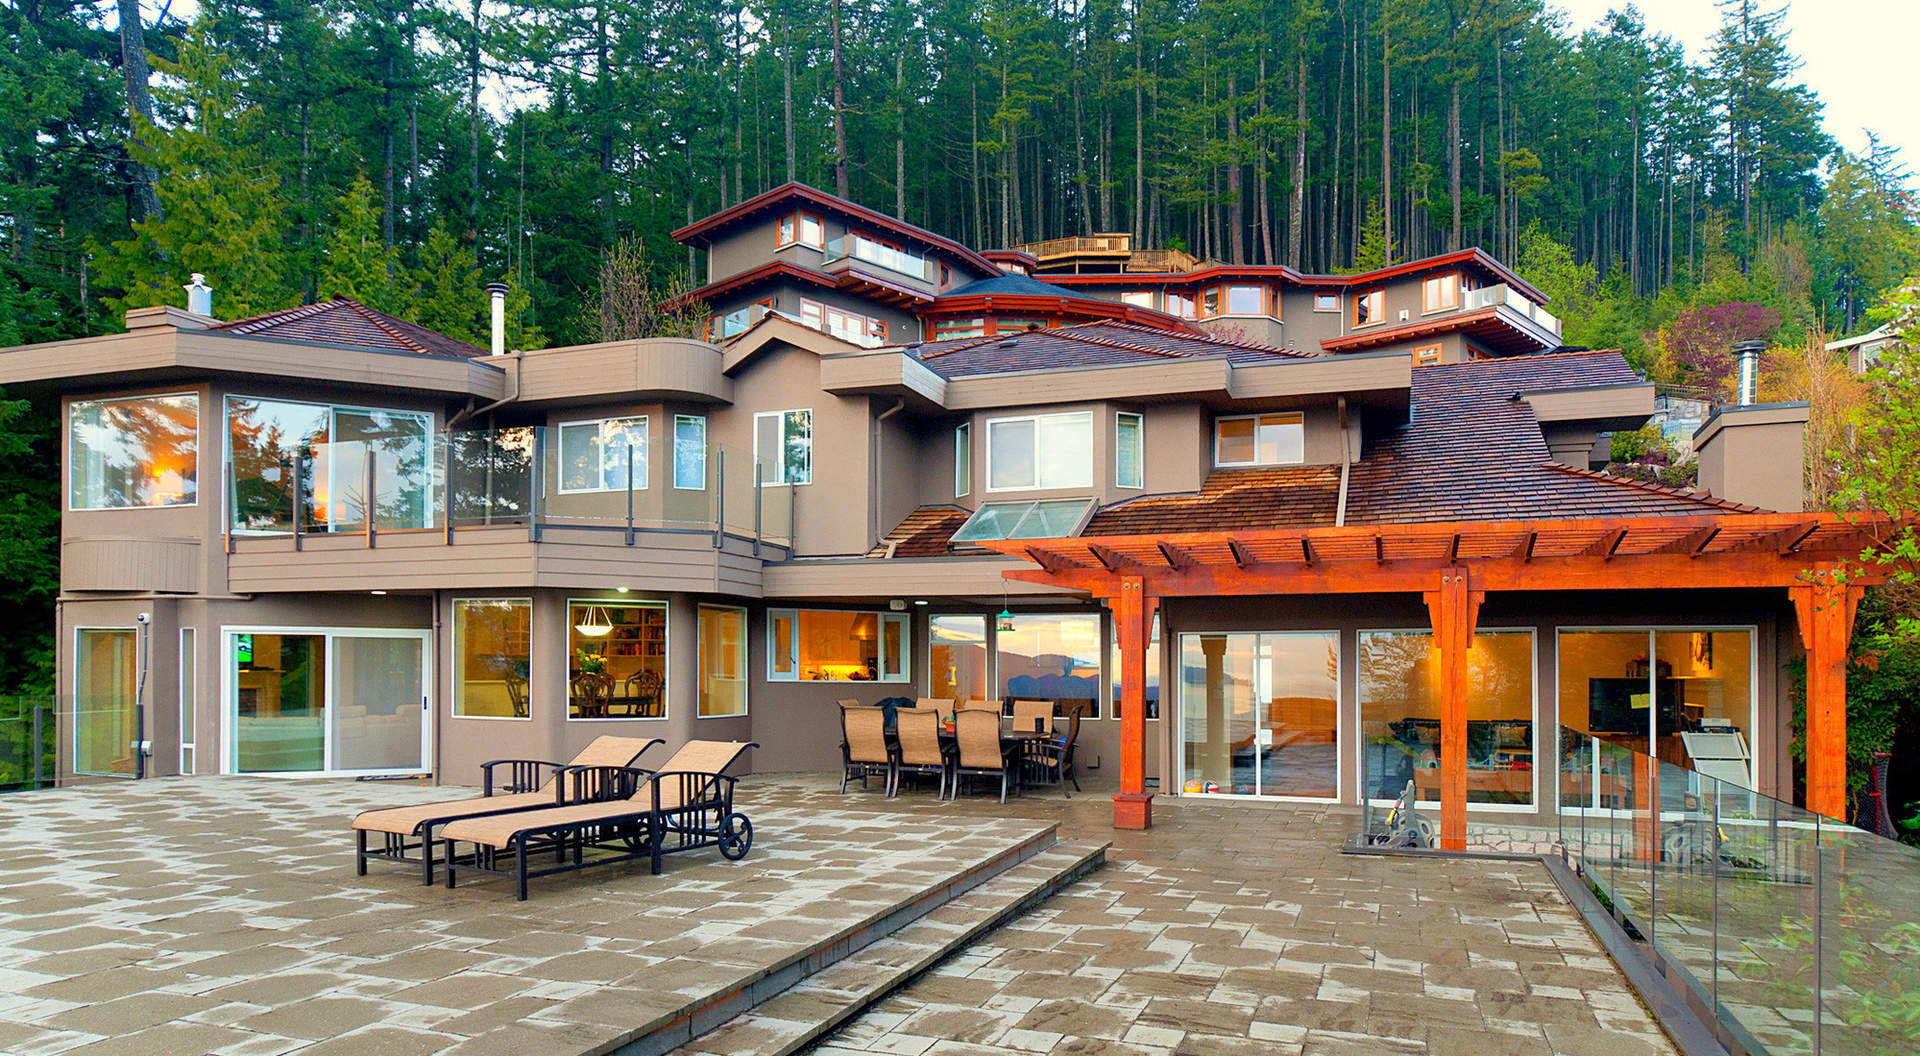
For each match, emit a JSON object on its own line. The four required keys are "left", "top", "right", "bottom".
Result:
{"left": 1587, "top": 677, "right": 1685, "bottom": 734}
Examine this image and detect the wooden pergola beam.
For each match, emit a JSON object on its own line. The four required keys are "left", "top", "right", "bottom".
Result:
{"left": 1227, "top": 538, "right": 1256, "bottom": 568}
{"left": 1300, "top": 536, "right": 1317, "bottom": 566}
{"left": 1509, "top": 530, "right": 1538, "bottom": 561}
{"left": 1582, "top": 527, "right": 1628, "bottom": 560}
{"left": 1023, "top": 546, "right": 1083, "bottom": 573}
{"left": 1157, "top": 540, "right": 1198, "bottom": 569}
{"left": 1088, "top": 542, "right": 1141, "bottom": 572}
{"left": 1652, "top": 525, "right": 1720, "bottom": 556}
{"left": 1730, "top": 520, "right": 1820, "bottom": 554}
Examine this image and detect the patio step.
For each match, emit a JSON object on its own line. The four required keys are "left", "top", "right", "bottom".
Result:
{"left": 668, "top": 840, "right": 1109, "bottom": 1056}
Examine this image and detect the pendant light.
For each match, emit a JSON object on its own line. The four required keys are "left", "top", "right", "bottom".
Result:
{"left": 575, "top": 604, "right": 613, "bottom": 638}
{"left": 996, "top": 595, "right": 1014, "bottom": 633}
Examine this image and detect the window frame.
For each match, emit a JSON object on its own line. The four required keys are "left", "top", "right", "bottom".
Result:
{"left": 696, "top": 604, "right": 750, "bottom": 718}
{"left": 68, "top": 391, "right": 201, "bottom": 511}
{"left": 1213, "top": 412, "right": 1307, "bottom": 468}
{"left": 753, "top": 409, "right": 813, "bottom": 486}
{"left": 765, "top": 608, "right": 911, "bottom": 684}
{"left": 673, "top": 415, "right": 707, "bottom": 490}
{"left": 1423, "top": 273, "right": 1461, "bottom": 313}
{"left": 799, "top": 213, "right": 825, "bottom": 248}
{"left": 776, "top": 214, "right": 797, "bottom": 247}
{"left": 1354, "top": 289, "right": 1385, "bottom": 328}
{"left": 452, "top": 597, "right": 534, "bottom": 721}
{"left": 1120, "top": 290, "right": 1155, "bottom": 310}
{"left": 1412, "top": 344, "right": 1443, "bottom": 367}
{"left": 1221, "top": 284, "right": 1270, "bottom": 318}
{"left": 1115, "top": 412, "right": 1144, "bottom": 489}
{"left": 954, "top": 422, "right": 971, "bottom": 497}
{"left": 1166, "top": 291, "right": 1196, "bottom": 319}
{"left": 1358, "top": 627, "right": 1540, "bottom": 811}
{"left": 566, "top": 597, "right": 670, "bottom": 722}
{"left": 223, "top": 394, "right": 434, "bottom": 534}
{"left": 984, "top": 410, "right": 1095, "bottom": 493}
{"left": 555, "top": 415, "right": 648, "bottom": 494}
{"left": 1313, "top": 292, "right": 1340, "bottom": 313}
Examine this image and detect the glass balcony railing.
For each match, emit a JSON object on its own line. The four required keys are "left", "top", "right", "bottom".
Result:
{"left": 823, "top": 234, "right": 932, "bottom": 282}
{"left": 1463, "top": 283, "right": 1563, "bottom": 338}
{"left": 226, "top": 427, "right": 794, "bottom": 550}
{"left": 1358, "top": 726, "right": 1920, "bottom": 1054}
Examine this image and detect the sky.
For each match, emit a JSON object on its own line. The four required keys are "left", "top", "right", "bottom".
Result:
{"left": 1551, "top": 0, "right": 1917, "bottom": 171}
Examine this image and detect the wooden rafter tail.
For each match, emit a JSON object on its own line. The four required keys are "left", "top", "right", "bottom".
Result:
{"left": 1024, "top": 545, "right": 1083, "bottom": 573}
{"left": 1157, "top": 540, "right": 1199, "bottom": 569}
{"left": 1508, "top": 529, "right": 1539, "bottom": 561}
{"left": 1374, "top": 534, "right": 1388, "bottom": 564}
{"left": 1300, "top": 536, "right": 1317, "bottom": 566}
{"left": 1227, "top": 537, "right": 1257, "bottom": 569}
{"left": 1445, "top": 532, "right": 1462, "bottom": 564}
{"left": 1088, "top": 542, "right": 1141, "bottom": 572}
{"left": 1650, "top": 525, "right": 1719, "bottom": 557}
{"left": 1582, "top": 527, "right": 1628, "bottom": 560}
{"left": 1729, "top": 520, "right": 1820, "bottom": 555}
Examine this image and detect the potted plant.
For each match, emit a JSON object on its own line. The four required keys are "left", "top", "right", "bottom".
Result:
{"left": 575, "top": 648, "right": 607, "bottom": 677}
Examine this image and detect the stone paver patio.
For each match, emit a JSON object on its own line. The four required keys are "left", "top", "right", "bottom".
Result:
{"left": 0, "top": 773, "right": 1678, "bottom": 1056}
{"left": 0, "top": 776, "right": 1050, "bottom": 1055}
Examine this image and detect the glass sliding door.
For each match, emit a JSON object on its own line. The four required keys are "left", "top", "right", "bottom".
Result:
{"left": 229, "top": 630, "right": 431, "bottom": 775}
{"left": 75, "top": 628, "right": 139, "bottom": 777}
{"left": 929, "top": 615, "right": 989, "bottom": 704}
{"left": 1178, "top": 631, "right": 1337, "bottom": 799}
{"left": 1360, "top": 630, "right": 1536, "bottom": 806}
{"left": 330, "top": 635, "right": 427, "bottom": 771}
{"left": 227, "top": 397, "right": 434, "bottom": 534}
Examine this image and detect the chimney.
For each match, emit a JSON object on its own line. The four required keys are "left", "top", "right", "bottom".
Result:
{"left": 485, "top": 281, "right": 509, "bottom": 355}
{"left": 1733, "top": 339, "right": 1764, "bottom": 406}
{"left": 184, "top": 273, "right": 213, "bottom": 318}
{"left": 1693, "top": 401, "right": 1811, "bottom": 512}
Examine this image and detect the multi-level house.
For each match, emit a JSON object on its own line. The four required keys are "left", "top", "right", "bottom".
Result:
{"left": 11, "top": 184, "right": 1861, "bottom": 845}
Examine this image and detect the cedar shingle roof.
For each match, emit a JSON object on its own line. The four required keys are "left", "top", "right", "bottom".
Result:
{"left": 903, "top": 321, "right": 1308, "bottom": 378}
{"left": 873, "top": 348, "right": 1755, "bottom": 557}
{"left": 209, "top": 298, "right": 487, "bottom": 359}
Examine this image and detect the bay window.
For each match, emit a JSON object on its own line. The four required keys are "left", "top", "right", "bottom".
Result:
{"left": 753, "top": 409, "right": 811, "bottom": 485}
{"left": 1224, "top": 284, "right": 1269, "bottom": 317}
{"left": 1214, "top": 412, "right": 1305, "bottom": 467}
{"left": 69, "top": 393, "right": 198, "bottom": 510}
{"left": 768, "top": 609, "right": 909, "bottom": 683}
{"left": 558, "top": 416, "right": 646, "bottom": 493}
{"left": 986, "top": 411, "right": 1093, "bottom": 491}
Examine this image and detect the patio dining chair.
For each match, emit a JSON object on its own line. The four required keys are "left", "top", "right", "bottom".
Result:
{"left": 894, "top": 707, "right": 951, "bottom": 798}
{"left": 839, "top": 703, "right": 896, "bottom": 795}
{"left": 917, "top": 697, "right": 958, "bottom": 727}
{"left": 952, "top": 709, "right": 1017, "bottom": 803}
{"left": 1011, "top": 698, "right": 1054, "bottom": 736}
{"left": 1028, "top": 702, "right": 1086, "bottom": 797}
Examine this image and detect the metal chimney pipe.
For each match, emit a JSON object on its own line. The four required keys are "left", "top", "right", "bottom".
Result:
{"left": 1733, "top": 340, "right": 1764, "bottom": 406}
{"left": 184, "top": 273, "right": 213, "bottom": 317}
{"left": 485, "top": 282, "right": 509, "bottom": 355}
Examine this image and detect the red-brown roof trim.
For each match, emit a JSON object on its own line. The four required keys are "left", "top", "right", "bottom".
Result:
{"left": 1316, "top": 305, "right": 1557, "bottom": 355}
{"left": 1040, "top": 248, "right": 1548, "bottom": 305}
{"left": 671, "top": 260, "right": 837, "bottom": 310}
{"left": 673, "top": 183, "right": 1003, "bottom": 278}
{"left": 920, "top": 293, "right": 1207, "bottom": 336}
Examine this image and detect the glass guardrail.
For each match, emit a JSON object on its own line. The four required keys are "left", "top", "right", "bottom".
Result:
{"left": 1359, "top": 724, "right": 1920, "bottom": 1054}
{"left": 0, "top": 696, "right": 56, "bottom": 791}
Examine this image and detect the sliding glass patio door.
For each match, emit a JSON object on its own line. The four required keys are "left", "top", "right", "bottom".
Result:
{"left": 228, "top": 629, "right": 430, "bottom": 775}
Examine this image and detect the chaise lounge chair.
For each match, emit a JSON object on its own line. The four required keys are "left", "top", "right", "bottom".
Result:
{"left": 438, "top": 739, "right": 758, "bottom": 900}
{"left": 352, "top": 736, "right": 663, "bottom": 884}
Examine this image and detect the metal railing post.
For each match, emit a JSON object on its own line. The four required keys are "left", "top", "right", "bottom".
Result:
{"left": 365, "top": 450, "right": 377, "bottom": 548}
{"left": 530, "top": 429, "right": 545, "bottom": 543}
{"left": 753, "top": 462, "right": 763, "bottom": 558}
{"left": 442, "top": 436, "right": 454, "bottom": 544}
{"left": 289, "top": 456, "right": 304, "bottom": 551}
{"left": 32, "top": 700, "right": 43, "bottom": 789}
{"left": 224, "top": 458, "right": 235, "bottom": 555}
{"left": 625, "top": 442, "right": 635, "bottom": 545}
{"left": 712, "top": 450, "right": 724, "bottom": 549}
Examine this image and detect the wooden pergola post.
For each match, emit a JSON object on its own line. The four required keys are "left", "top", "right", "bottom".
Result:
{"left": 1793, "top": 571, "right": 1862, "bottom": 821}
{"left": 1424, "top": 566, "right": 1483, "bottom": 851}
{"left": 1113, "top": 576, "right": 1156, "bottom": 829}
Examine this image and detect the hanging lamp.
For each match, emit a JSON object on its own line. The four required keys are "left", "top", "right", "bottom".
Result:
{"left": 575, "top": 604, "right": 613, "bottom": 638}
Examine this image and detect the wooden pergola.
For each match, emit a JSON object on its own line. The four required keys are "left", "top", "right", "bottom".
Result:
{"left": 984, "top": 511, "right": 1888, "bottom": 846}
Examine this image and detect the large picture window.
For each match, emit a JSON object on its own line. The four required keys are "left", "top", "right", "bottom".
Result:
{"left": 227, "top": 396, "right": 432, "bottom": 533}
{"left": 69, "top": 393, "right": 199, "bottom": 510}
{"left": 558, "top": 416, "right": 646, "bottom": 493}
{"left": 1179, "top": 631, "right": 1336, "bottom": 799}
{"left": 1359, "top": 629, "right": 1535, "bottom": 806}
{"left": 986, "top": 411, "right": 1093, "bottom": 492}
{"left": 1215, "top": 413, "right": 1305, "bottom": 467}
{"left": 754, "top": 410, "right": 812, "bottom": 486}
{"left": 929, "top": 615, "right": 989, "bottom": 703}
{"left": 767, "top": 609, "right": 909, "bottom": 683}
{"left": 1557, "top": 628, "right": 1754, "bottom": 800}
{"left": 453, "top": 599, "right": 531, "bottom": 719}
{"left": 568, "top": 601, "right": 667, "bottom": 719}
{"left": 997, "top": 613, "right": 1102, "bottom": 718}
{"left": 698, "top": 605, "right": 748, "bottom": 717}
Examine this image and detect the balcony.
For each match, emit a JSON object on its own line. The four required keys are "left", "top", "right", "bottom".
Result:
{"left": 222, "top": 427, "right": 794, "bottom": 593}
{"left": 1009, "top": 233, "right": 1134, "bottom": 261}
{"left": 1463, "top": 283, "right": 1563, "bottom": 339}
{"left": 823, "top": 234, "right": 933, "bottom": 285}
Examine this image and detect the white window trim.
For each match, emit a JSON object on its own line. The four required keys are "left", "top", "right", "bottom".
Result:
{"left": 1175, "top": 629, "right": 1341, "bottom": 803}
{"left": 984, "top": 410, "right": 1095, "bottom": 493}
{"left": 565, "top": 597, "right": 671, "bottom": 722}
{"left": 556, "top": 415, "right": 647, "bottom": 495}
{"left": 1212, "top": 412, "right": 1306, "bottom": 468}
{"left": 223, "top": 395, "right": 435, "bottom": 534}
{"left": 673, "top": 415, "right": 707, "bottom": 491}
{"left": 179, "top": 627, "right": 197, "bottom": 774}
{"left": 72, "top": 625, "right": 139, "bottom": 779}
{"left": 765, "top": 608, "right": 911, "bottom": 684}
{"left": 753, "top": 409, "right": 813, "bottom": 486}
{"left": 451, "top": 597, "right": 534, "bottom": 722}
{"left": 954, "top": 423, "right": 971, "bottom": 497}
{"left": 696, "top": 604, "right": 751, "bottom": 718}
{"left": 216, "top": 624, "right": 433, "bottom": 778}
{"left": 1357, "top": 627, "right": 1540, "bottom": 813}
{"left": 68, "top": 391, "right": 201, "bottom": 512}
{"left": 1116, "top": 412, "right": 1144, "bottom": 489}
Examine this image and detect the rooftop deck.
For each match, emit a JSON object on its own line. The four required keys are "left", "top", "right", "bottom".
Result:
{"left": 0, "top": 775, "right": 1674, "bottom": 1056}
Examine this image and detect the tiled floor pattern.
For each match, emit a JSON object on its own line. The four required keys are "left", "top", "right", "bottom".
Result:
{"left": 783, "top": 776, "right": 1679, "bottom": 1056}
{"left": 0, "top": 776, "right": 1051, "bottom": 1055}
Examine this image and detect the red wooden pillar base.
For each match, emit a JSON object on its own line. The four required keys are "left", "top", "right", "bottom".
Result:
{"left": 1113, "top": 792, "right": 1154, "bottom": 830}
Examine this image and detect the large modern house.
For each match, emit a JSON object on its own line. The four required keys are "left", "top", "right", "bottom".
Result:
{"left": 10, "top": 183, "right": 1865, "bottom": 844}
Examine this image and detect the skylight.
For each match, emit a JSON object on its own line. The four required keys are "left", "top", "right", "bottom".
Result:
{"left": 949, "top": 498, "right": 1096, "bottom": 543}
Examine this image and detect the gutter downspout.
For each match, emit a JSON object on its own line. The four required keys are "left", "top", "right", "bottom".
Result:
{"left": 447, "top": 352, "right": 522, "bottom": 429}
{"left": 870, "top": 398, "right": 907, "bottom": 549}
{"left": 1334, "top": 396, "right": 1352, "bottom": 527}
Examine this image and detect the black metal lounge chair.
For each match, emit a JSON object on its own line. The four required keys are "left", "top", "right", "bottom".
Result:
{"left": 438, "top": 740, "right": 758, "bottom": 900}
{"left": 352, "top": 736, "right": 662, "bottom": 884}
